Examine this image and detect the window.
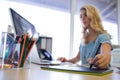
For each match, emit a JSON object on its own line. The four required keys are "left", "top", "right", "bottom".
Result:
{"left": 2, "top": 1, "right": 70, "bottom": 59}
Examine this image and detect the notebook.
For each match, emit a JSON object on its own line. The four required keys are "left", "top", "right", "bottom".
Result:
{"left": 41, "top": 65, "right": 113, "bottom": 76}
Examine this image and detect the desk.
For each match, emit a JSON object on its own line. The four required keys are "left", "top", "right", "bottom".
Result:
{"left": 0, "top": 63, "right": 120, "bottom": 80}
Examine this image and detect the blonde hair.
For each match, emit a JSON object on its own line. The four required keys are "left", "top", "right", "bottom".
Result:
{"left": 80, "top": 4, "right": 110, "bottom": 44}
{"left": 81, "top": 4, "right": 107, "bottom": 33}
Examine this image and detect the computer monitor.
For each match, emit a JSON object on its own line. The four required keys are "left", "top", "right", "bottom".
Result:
{"left": 9, "top": 8, "right": 36, "bottom": 37}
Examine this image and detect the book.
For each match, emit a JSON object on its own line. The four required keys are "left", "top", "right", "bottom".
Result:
{"left": 41, "top": 66, "right": 113, "bottom": 76}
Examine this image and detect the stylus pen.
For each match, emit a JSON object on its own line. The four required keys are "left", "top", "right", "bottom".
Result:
{"left": 89, "top": 43, "right": 102, "bottom": 69}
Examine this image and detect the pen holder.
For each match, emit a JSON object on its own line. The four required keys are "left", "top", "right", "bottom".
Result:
{"left": 2, "top": 43, "right": 21, "bottom": 68}
{"left": 0, "top": 32, "right": 36, "bottom": 69}
{"left": 0, "top": 32, "right": 20, "bottom": 69}
{"left": 1, "top": 43, "right": 31, "bottom": 69}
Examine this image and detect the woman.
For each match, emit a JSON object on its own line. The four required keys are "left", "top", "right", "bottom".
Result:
{"left": 57, "top": 4, "right": 112, "bottom": 69}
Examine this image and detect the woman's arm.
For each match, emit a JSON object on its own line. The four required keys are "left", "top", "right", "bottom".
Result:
{"left": 67, "top": 51, "right": 80, "bottom": 63}
{"left": 57, "top": 51, "right": 80, "bottom": 63}
{"left": 90, "top": 43, "right": 111, "bottom": 69}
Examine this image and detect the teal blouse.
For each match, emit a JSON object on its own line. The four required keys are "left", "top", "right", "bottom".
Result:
{"left": 79, "top": 33, "right": 112, "bottom": 64}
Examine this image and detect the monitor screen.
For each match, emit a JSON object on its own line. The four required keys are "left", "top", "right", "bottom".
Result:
{"left": 10, "top": 8, "right": 36, "bottom": 37}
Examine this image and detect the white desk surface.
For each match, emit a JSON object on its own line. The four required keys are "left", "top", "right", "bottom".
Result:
{"left": 0, "top": 63, "right": 120, "bottom": 80}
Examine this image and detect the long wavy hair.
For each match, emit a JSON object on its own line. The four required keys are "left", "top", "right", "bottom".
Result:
{"left": 80, "top": 4, "right": 110, "bottom": 44}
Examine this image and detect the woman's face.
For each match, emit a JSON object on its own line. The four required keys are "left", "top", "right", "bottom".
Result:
{"left": 80, "top": 9, "right": 91, "bottom": 29}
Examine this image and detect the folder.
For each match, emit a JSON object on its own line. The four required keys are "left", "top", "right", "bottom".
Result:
{"left": 41, "top": 66, "right": 113, "bottom": 76}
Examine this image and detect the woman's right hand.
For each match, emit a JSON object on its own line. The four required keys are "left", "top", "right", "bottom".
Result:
{"left": 57, "top": 57, "right": 68, "bottom": 62}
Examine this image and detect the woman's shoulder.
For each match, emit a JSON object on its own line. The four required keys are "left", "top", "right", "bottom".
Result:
{"left": 97, "top": 33, "right": 111, "bottom": 43}
{"left": 98, "top": 33, "right": 111, "bottom": 39}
